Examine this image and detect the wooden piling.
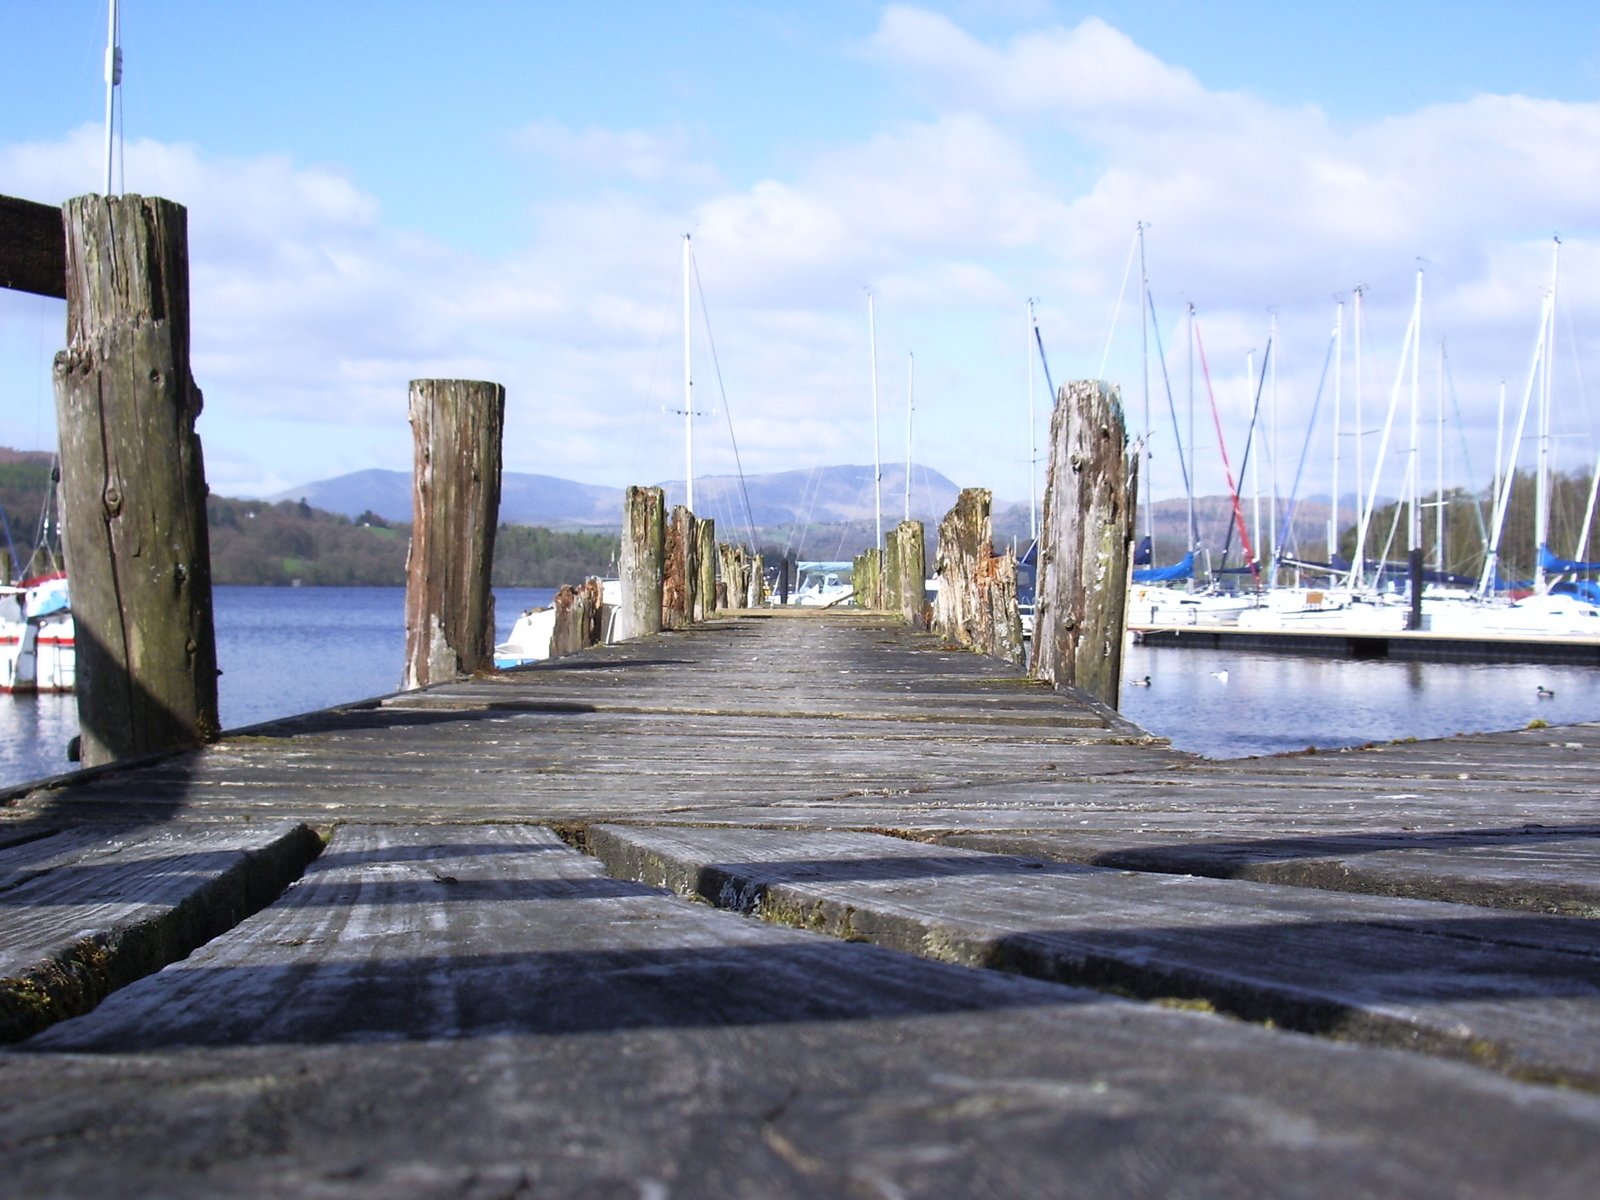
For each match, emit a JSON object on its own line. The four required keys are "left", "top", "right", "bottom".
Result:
{"left": 52, "top": 194, "right": 219, "bottom": 767}
{"left": 932, "top": 489, "right": 1022, "bottom": 663}
{"left": 886, "top": 520, "right": 928, "bottom": 629}
{"left": 853, "top": 548, "right": 884, "bottom": 610}
{"left": 717, "top": 544, "right": 748, "bottom": 611}
{"left": 1032, "top": 380, "right": 1136, "bottom": 706}
{"left": 549, "top": 578, "right": 604, "bottom": 657}
{"left": 747, "top": 553, "right": 765, "bottom": 608}
{"left": 695, "top": 519, "right": 717, "bottom": 619}
{"left": 663, "top": 506, "right": 697, "bottom": 630}
{"left": 402, "top": 379, "right": 505, "bottom": 690}
{"left": 617, "top": 487, "right": 665, "bottom": 640}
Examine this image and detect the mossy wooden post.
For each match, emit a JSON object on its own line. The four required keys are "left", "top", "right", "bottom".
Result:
{"left": 1032, "top": 380, "right": 1136, "bottom": 706}
{"left": 617, "top": 486, "right": 665, "bottom": 640}
{"left": 717, "top": 544, "right": 748, "bottom": 610}
{"left": 852, "top": 548, "right": 884, "bottom": 609}
{"left": 549, "top": 577, "right": 603, "bottom": 657}
{"left": 403, "top": 379, "right": 504, "bottom": 690}
{"left": 663, "top": 505, "right": 697, "bottom": 630}
{"left": 888, "top": 520, "right": 927, "bottom": 629}
{"left": 52, "top": 194, "right": 219, "bottom": 767}
{"left": 695, "top": 518, "right": 717, "bottom": 619}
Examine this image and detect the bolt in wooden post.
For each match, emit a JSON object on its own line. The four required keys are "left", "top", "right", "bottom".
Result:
{"left": 403, "top": 379, "right": 504, "bottom": 690}
{"left": 52, "top": 194, "right": 219, "bottom": 768}
{"left": 617, "top": 486, "right": 665, "bottom": 640}
{"left": 663, "top": 505, "right": 697, "bottom": 629}
{"left": 1032, "top": 380, "right": 1136, "bottom": 706}
{"left": 695, "top": 518, "right": 717, "bottom": 619}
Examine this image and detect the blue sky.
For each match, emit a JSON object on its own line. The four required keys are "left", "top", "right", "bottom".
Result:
{"left": 3, "top": 1, "right": 1599, "bottom": 523}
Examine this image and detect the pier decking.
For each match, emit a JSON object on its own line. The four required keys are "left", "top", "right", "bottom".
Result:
{"left": 4, "top": 609, "right": 1600, "bottom": 1196}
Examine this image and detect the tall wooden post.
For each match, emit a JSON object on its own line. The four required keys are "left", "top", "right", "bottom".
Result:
{"left": 887, "top": 520, "right": 927, "bottom": 629}
{"left": 663, "top": 505, "right": 697, "bottom": 630}
{"left": 1032, "top": 380, "right": 1136, "bottom": 706}
{"left": 932, "top": 489, "right": 1022, "bottom": 663}
{"left": 53, "top": 194, "right": 219, "bottom": 767}
{"left": 717, "top": 544, "right": 748, "bottom": 611}
{"left": 617, "top": 486, "right": 665, "bottom": 640}
{"left": 695, "top": 518, "right": 717, "bottom": 619}
{"left": 549, "top": 577, "right": 604, "bottom": 657}
{"left": 403, "top": 379, "right": 504, "bottom": 690}
{"left": 747, "top": 553, "right": 765, "bottom": 608}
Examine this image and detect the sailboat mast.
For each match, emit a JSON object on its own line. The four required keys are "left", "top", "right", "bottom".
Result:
{"left": 1027, "top": 299, "right": 1038, "bottom": 546}
{"left": 1435, "top": 340, "right": 1445, "bottom": 571}
{"left": 1408, "top": 270, "right": 1423, "bottom": 562}
{"left": 1535, "top": 238, "right": 1560, "bottom": 592}
{"left": 1331, "top": 301, "right": 1343, "bottom": 564}
{"left": 1138, "top": 224, "right": 1153, "bottom": 546}
{"left": 683, "top": 234, "right": 694, "bottom": 513}
{"left": 868, "top": 291, "right": 882, "bottom": 550}
{"left": 103, "top": 0, "right": 122, "bottom": 195}
{"left": 905, "top": 352, "right": 914, "bottom": 523}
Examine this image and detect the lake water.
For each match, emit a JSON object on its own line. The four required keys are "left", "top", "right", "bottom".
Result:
{"left": 4, "top": 585, "right": 1598, "bottom": 788}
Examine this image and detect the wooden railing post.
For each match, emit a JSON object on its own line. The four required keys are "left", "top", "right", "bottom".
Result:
{"left": 1032, "top": 380, "right": 1136, "bottom": 705}
{"left": 617, "top": 486, "right": 665, "bottom": 640}
{"left": 695, "top": 518, "right": 717, "bottom": 619}
{"left": 53, "top": 194, "right": 219, "bottom": 767}
{"left": 663, "top": 505, "right": 697, "bottom": 629}
{"left": 717, "top": 544, "right": 748, "bottom": 610}
{"left": 403, "top": 379, "right": 505, "bottom": 690}
{"left": 932, "top": 488, "right": 1023, "bottom": 663}
{"left": 852, "top": 548, "right": 884, "bottom": 609}
{"left": 549, "top": 578, "right": 604, "bottom": 657}
{"left": 887, "top": 520, "right": 927, "bottom": 629}
{"left": 747, "top": 553, "right": 765, "bottom": 607}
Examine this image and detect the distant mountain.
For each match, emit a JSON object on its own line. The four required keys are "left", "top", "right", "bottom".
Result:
{"left": 273, "top": 463, "right": 964, "bottom": 532}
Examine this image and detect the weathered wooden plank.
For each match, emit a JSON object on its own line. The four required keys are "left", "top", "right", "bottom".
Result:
{"left": 0, "top": 193, "right": 66, "bottom": 298}
{"left": 0, "top": 822, "right": 321, "bottom": 1042}
{"left": 588, "top": 824, "right": 1600, "bottom": 1088}
{"left": 8, "top": 823, "right": 1600, "bottom": 1196}
{"left": 402, "top": 378, "right": 504, "bottom": 688}
{"left": 53, "top": 194, "right": 219, "bottom": 767}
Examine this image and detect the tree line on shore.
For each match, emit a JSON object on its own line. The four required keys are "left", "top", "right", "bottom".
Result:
{"left": 1, "top": 453, "right": 618, "bottom": 587}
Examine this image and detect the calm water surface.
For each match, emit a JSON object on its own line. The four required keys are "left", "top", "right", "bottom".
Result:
{"left": 3, "top": 586, "right": 1598, "bottom": 787}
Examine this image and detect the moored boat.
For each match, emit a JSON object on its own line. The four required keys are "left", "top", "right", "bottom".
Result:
{"left": 1, "top": 573, "right": 75, "bottom": 693}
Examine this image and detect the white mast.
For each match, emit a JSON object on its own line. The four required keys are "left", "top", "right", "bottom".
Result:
{"left": 1408, "top": 269, "right": 1423, "bottom": 567}
{"left": 103, "top": 0, "right": 122, "bottom": 195}
{"left": 1535, "top": 238, "right": 1560, "bottom": 592}
{"left": 1331, "top": 301, "right": 1343, "bottom": 564}
{"left": 1026, "top": 299, "right": 1038, "bottom": 546}
{"left": 1269, "top": 311, "right": 1279, "bottom": 576}
{"left": 868, "top": 290, "right": 882, "bottom": 549}
{"left": 905, "top": 352, "right": 914, "bottom": 523}
{"left": 683, "top": 234, "right": 694, "bottom": 512}
{"left": 1435, "top": 340, "right": 1446, "bottom": 571}
{"left": 1138, "top": 223, "right": 1153, "bottom": 548}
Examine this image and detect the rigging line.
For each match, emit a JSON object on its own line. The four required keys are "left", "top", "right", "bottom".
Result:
{"left": 1274, "top": 326, "right": 1338, "bottom": 561}
{"left": 1440, "top": 345, "right": 1490, "bottom": 552}
{"left": 784, "top": 463, "right": 826, "bottom": 562}
{"left": 689, "top": 252, "right": 759, "bottom": 551}
{"left": 1193, "top": 318, "right": 1258, "bottom": 578}
{"left": 1096, "top": 227, "right": 1141, "bottom": 380}
{"left": 1032, "top": 320, "right": 1056, "bottom": 403}
{"left": 1145, "top": 288, "right": 1193, "bottom": 529}
{"left": 1219, "top": 335, "right": 1272, "bottom": 569}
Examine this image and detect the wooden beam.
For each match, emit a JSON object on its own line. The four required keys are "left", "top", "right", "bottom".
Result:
{"left": 0, "top": 194, "right": 67, "bottom": 299}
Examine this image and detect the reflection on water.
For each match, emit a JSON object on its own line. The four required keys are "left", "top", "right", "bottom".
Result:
{"left": 2, "top": 585, "right": 558, "bottom": 789}
{"left": 1119, "top": 641, "right": 1600, "bottom": 760}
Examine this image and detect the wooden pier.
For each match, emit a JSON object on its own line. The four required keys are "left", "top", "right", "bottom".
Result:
{"left": 4, "top": 608, "right": 1600, "bottom": 1196}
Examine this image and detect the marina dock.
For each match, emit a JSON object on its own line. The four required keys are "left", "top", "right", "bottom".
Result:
{"left": 4, "top": 608, "right": 1600, "bottom": 1196}
{"left": 1135, "top": 619, "right": 1600, "bottom": 664}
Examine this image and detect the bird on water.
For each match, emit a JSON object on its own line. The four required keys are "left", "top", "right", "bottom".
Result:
{"left": 1537, "top": 685, "right": 1555, "bottom": 699}
{"left": 1129, "top": 675, "right": 1152, "bottom": 687}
